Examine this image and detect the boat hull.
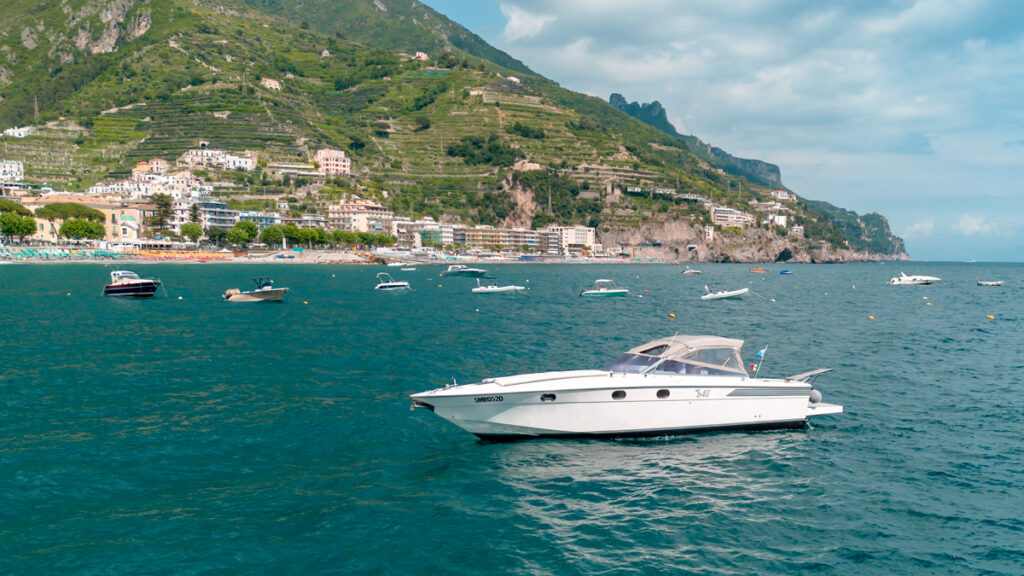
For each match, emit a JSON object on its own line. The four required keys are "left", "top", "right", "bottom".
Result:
{"left": 375, "top": 283, "right": 411, "bottom": 291}
{"left": 579, "top": 289, "right": 629, "bottom": 298}
{"left": 412, "top": 372, "right": 837, "bottom": 440}
{"left": 701, "top": 288, "right": 748, "bottom": 300}
{"left": 223, "top": 288, "right": 289, "bottom": 302}
{"left": 472, "top": 286, "right": 525, "bottom": 293}
{"left": 103, "top": 281, "right": 160, "bottom": 297}
{"left": 444, "top": 270, "right": 486, "bottom": 277}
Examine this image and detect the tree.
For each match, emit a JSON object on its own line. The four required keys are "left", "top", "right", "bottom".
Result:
{"left": 59, "top": 218, "right": 105, "bottom": 240}
{"left": 227, "top": 221, "right": 259, "bottom": 246}
{"left": 181, "top": 222, "right": 203, "bottom": 243}
{"left": 282, "top": 223, "right": 302, "bottom": 245}
{"left": 34, "top": 202, "right": 105, "bottom": 222}
{"left": 259, "top": 225, "right": 284, "bottom": 246}
{"left": 150, "top": 193, "right": 173, "bottom": 232}
{"left": 331, "top": 229, "right": 358, "bottom": 245}
{"left": 189, "top": 203, "right": 201, "bottom": 224}
{"left": 206, "top": 226, "right": 228, "bottom": 245}
{"left": 0, "top": 198, "right": 32, "bottom": 216}
{"left": 1, "top": 212, "right": 37, "bottom": 241}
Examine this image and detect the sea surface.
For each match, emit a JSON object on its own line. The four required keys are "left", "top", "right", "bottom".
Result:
{"left": 1, "top": 262, "right": 1022, "bottom": 575}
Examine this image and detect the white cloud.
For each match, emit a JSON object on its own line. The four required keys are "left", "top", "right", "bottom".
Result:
{"left": 901, "top": 221, "right": 935, "bottom": 239}
{"left": 462, "top": 0, "right": 1024, "bottom": 260}
{"left": 499, "top": 4, "right": 554, "bottom": 42}
{"left": 953, "top": 214, "right": 997, "bottom": 237}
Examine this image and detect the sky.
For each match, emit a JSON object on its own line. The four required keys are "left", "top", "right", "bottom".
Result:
{"left": 421, "top": 0, "right": 1024, "bottom": 261}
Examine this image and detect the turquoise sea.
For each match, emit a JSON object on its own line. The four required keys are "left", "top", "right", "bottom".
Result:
{"left": 1, "top": 262, "right": 1022, "bottom": 575}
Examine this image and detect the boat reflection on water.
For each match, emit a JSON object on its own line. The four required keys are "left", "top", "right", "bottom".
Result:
{"left": 467, "top": 431, "right": 833, "bottom": 573}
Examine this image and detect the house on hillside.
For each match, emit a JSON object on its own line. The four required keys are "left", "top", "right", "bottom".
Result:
{"left": 3, "top": 127, "right": 32, "bottom": 138}
{"left": 312, "top": 148, "right": 351, "bottom": 176}
{"left": 0, "top": 160, "right": 25, "bottom": 182}
{"left": 260, "top": 78, "right": 282, "bottom": 91}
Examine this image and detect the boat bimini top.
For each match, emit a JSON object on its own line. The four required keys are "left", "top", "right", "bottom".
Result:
{"left": 602, "top": 335, "right": 748, "bottom": 376}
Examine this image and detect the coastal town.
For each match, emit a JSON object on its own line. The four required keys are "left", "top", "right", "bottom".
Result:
{"left": 0, "top": 136, "right": 806, "bottom": 263}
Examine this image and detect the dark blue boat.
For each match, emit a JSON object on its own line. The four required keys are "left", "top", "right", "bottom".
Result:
{"left": 103, "top": 270, "right": 161, "bottom": 297}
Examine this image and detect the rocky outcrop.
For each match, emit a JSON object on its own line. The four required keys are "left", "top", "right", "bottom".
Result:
{"left": 599, "top": 220, "right": 908, "bottom": 263}
{"left": 127, "top": 9, "right": 151, "bottom": 40}
{"left": 90, "top": 21, "right": 120, "bottom": 54}
{"left": 21, "top": 26, "right": 38, "bottom": 50}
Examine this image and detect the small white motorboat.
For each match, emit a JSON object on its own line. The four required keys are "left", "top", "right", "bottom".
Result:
{"left": 411, "top": 334, "right": 842, "bottom": 441}
{"left": 579, "top": 279, "right": 629, "bottom": 298}
{"left": 374, "top": 272, "right": 411, "bottom": 291}
{"left": 223, "top": 277, "right": 289, "bottom": 302}
{"left": 888, "top": 272, "right": 941, "bottom": 285}
{"left": 977, "top": 278, "right": 1003, "bottom": 287}
{"left": 701, "top": 285, "right": 749, "bottom": 300}
{"left": 472, "top": 279, "right": 526, "bottom": 294}
{"left": 441, "top": 264, "right": 487, "bottom": 277}
{"left": 682, "top": 266, "right": 702, "bottom": 275}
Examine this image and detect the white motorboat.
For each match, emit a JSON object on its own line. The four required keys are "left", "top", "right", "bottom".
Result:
{"left": 223, "top": 277, "right": 289, "bottom": 302}
{"left": 375, "top": 272, "right": 411, "bottom": 291}
{"left": 977, "top": 278, "right": 1003, "bottom": 287}
{"left": 442, "top": 264, "right": 487, "bottom": 277}
{"left": 701, "top": 285, "right": 749, "bottom": 300}
{"left": 579, "top": 279, "right": 629, "bottom": 298}
{"left": 472, "top": 279, "right": 526, "bottom": 294}
{"left": 682, "top": 266, "right": 702, "bottom": 275}
{"left": 103, "top": 270, "right": 161, "bottom": 297}
{"left": 411, "top": 335, "right": 842, "bottom": 441}
{"left": 888, "top": 272, "right": 941, "bottom": 285}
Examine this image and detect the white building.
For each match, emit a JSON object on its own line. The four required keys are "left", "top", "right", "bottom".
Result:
{"left": 766, "top": 214, "right": 788, "bottom": 227}
{"left": 260, "top": 78, "right": 282, "bottom": 91}
{"left": 789, "top": 225, "right": 805, "bottom": 238}
{"left": 2, "top": 127, "right": 32, "bottom": 138}
{"left": 542, "top": 225, "right": 597, "bottom": 253}
{"left": 711, "top": 207, "right": 756, "bottom": 228}
{"left": 312, "top": 148, "right": 352, "bottom": 176}
{"left": 327, "top": 196, "right": 395, "bottom": 233}
{"left": 169, "top": 198, "right": 239, "bottom": 234}
{"left": 770, "top": 190, "right": 792, "bottom": 201}
{"left": 178, "top": 149, "right": 256, "bottom": 172}
{"left": 0, "top": 159, "right": 25, "bottom": 182}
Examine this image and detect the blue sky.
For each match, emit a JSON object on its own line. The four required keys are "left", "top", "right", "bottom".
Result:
{"left": 421, "top": 0, "right": 1024, "bottom": 261}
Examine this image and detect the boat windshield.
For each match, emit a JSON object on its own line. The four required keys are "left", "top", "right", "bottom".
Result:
{"left": 602, "top": 340, "right": 747, "bottom": 376}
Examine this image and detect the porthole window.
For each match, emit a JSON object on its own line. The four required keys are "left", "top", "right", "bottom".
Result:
{"left": 612, "top": 390, "right": 626, "bottom": 400}
{"left": 541, "top": 393, "right": 556, "bottom": 402}
{"left": 657, "top": 389, "right": 670, "bottom": 399}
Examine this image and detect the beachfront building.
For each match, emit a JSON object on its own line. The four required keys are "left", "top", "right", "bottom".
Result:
{"left": 711, "top": 207, "right": 756, "bottom": 228}
{"left": 169, "top": 198, "right": 239, "bottom": 235}
{"left": 464, "top": 225, "right": 508, "bottom": 249}
{"left": 327, "top": 196, "right": 394, "bottom": 233}
{"left": 0, "top": 160, "right": 25, "bottom": 182}
{"left": 20, "top": 194, "right": 145, "bottom": 243}
{"left": 542, "top": 224, "right": 597, "bottom": 254}
{"left": 312, "top": 148, "right": 352, "bottom": 176}
{"left": 238, "top": 211, "right": 282, "bottom": 231}
{"left": 393, "top": 216, "right": 458, "bottom": 247}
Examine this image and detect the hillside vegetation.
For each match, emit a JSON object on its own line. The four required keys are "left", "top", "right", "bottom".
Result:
{"left": 0, "top": 0, "right": 906, "bottom": 259}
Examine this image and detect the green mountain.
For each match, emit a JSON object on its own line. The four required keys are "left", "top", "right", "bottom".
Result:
{"left": 0, "top": 0, "right": 906, "bottom": 260}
